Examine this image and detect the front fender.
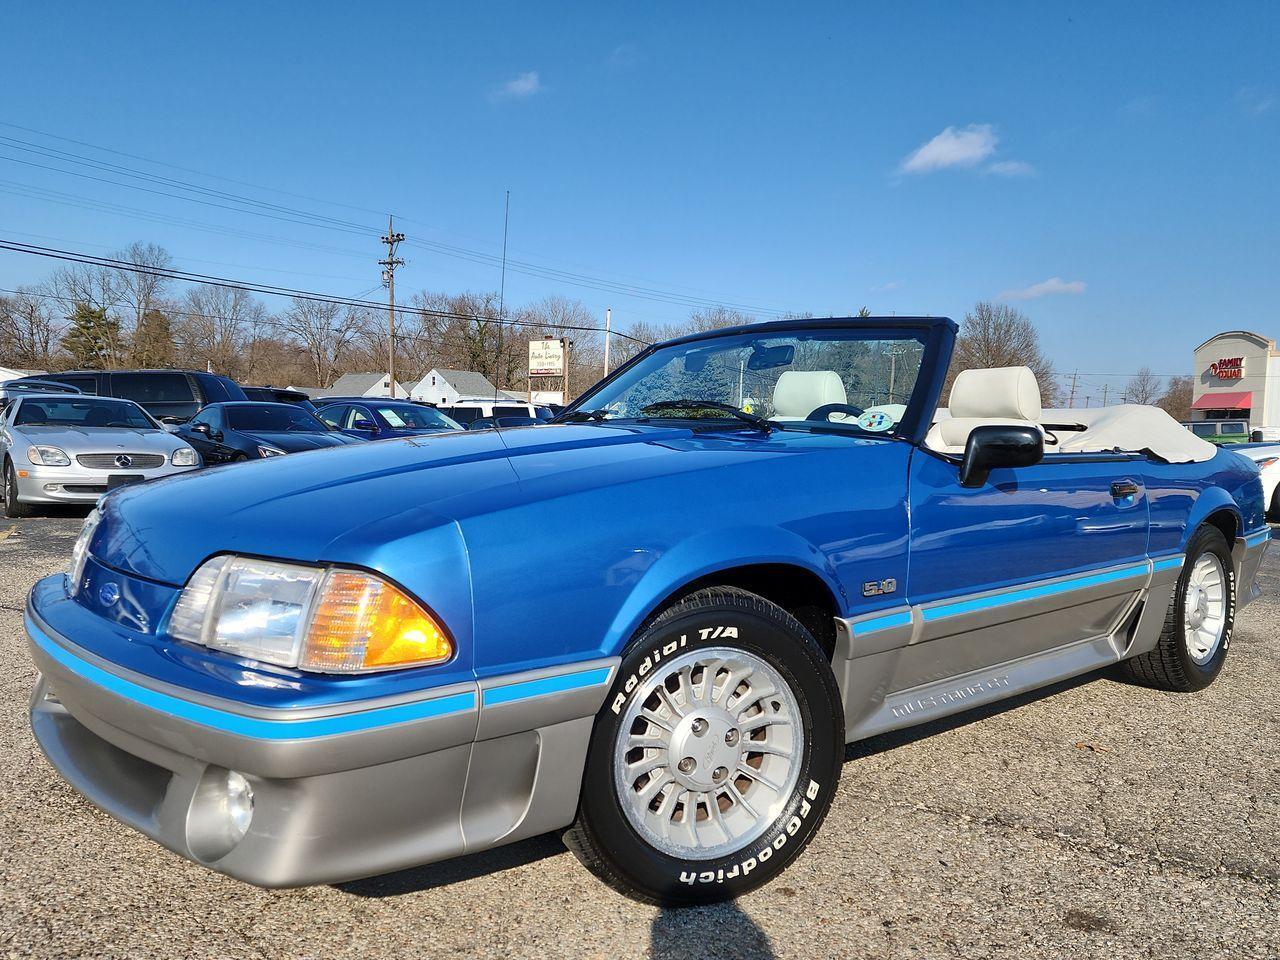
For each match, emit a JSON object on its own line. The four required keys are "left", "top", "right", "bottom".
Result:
{"left": 602, "top": 523, "right": 847, "bottom": 655}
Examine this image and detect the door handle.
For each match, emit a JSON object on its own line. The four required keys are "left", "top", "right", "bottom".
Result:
{"left": 1111, "top": 479, "right": 1140, "bottom": 499}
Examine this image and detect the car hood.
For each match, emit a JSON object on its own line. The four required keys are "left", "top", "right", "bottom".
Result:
{"left": 13, "top": 425, "right": 190, "bottom": 455}
{"left": 91, "top": 423, "right": 864, "bottom": 585}
{"left": 241, "top": 430, "right": 357, "bottom": 451}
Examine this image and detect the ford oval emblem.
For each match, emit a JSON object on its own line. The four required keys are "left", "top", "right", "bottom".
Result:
{"left": 98, "top": 582, "right": 121, "bottom": 607}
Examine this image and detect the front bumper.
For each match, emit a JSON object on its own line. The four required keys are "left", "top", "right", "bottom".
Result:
{"left": 27, "top": 604, "right": 616, "bottom": 887}
{"left": 15, "top": 461, "right": 197, "bottom": 504}
{"left": 1235, "top": 527, "right": 1271, "bottom": 610}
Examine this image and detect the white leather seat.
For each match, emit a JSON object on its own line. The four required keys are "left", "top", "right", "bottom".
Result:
{"left": 924, "top": 366, "right": 1043, "bottom": 454}
{"left": 772, "top": 370, "right": 847, "bottom": 421}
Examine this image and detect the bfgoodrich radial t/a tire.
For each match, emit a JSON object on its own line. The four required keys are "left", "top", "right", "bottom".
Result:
{"left": 1121, "top": 525, "right": 1235, "bottom": 692}
{"left": 564, "top": 586, "right": 843, "bottom": 905}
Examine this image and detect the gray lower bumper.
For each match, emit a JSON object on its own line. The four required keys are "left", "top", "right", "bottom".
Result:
{"left": 1235, "top": 529, "right": 1270, "bottom": 610}
{"left": 27, "top": 610, "right": 617, "bottom": 888}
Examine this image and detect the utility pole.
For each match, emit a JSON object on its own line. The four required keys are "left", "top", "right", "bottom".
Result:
{"left": 603, "top": 308, "right": 612, "bottom": 375}
{"left": 1067, "top": 370, "right": 1078, "bottom": 408}
{"left": 1101, "top": 383, "right": 1109, "bottom": 407}
{"left": 380, "top": 216, "right": 405, "bottom": 397}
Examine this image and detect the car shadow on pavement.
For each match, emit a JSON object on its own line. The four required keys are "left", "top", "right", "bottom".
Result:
{"left": 335, "top": 833, "right": 565, "bottom": 898}
{"left": 846, "top": 669, "right": 1104, "bottom": 761}
{"left": 649, "top": 903, "right": 777, "bottom": 960}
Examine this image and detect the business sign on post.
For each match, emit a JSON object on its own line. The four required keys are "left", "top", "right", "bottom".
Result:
{"left": 529, "top": 338, "right": 565, "bottom": 377}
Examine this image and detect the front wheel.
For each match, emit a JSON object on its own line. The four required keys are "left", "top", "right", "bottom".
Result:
{"left": 3, "top": 461, "right": 35, "bottom": 518}
{"left": 564, "top": 586, "right": 843, "bottom": 905}
{"left": 1121, "top": 525, "right": 1235, "bottom": 691}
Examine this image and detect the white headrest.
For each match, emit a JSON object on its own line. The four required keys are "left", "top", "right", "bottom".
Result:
{"left": 949, "top": 366, "right": 1041, "bottom": 421}
{"left": 772, "top": 370, "right": 847, "bottom": 419}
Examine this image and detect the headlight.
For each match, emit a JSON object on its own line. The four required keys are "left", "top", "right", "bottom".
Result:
{"left": 171, "top": 447, "right": 199, "bottom": 466}
{"left": 27, "top": 445, "right": 71, "bottom": 466}
{"left": 168, "top": 556, "right": 452, "bottom": 673}
{"left": 67, "top": 509, "right": 100, "bottom": 596}
{"left": 256, "top": 445, "right": 285, "bottom": 458}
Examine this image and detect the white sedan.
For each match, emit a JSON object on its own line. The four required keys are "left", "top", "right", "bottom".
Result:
{"left": 1237, "top": 443, "right": 1280, "bottom": 521}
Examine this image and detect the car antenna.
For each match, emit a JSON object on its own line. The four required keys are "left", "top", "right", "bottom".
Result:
{"left": 493, "top": 189, "right": 510, "bottom": 435}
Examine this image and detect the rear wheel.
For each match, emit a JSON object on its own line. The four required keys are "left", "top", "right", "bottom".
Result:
{"left": 2, "top": 461, "right": 35, "bottom": 518}
{"left": 565, "top": 586, "right": 843, "bottom": 905}
{"left": 1122, "top": 525, "right": 1234, "bottom": 691}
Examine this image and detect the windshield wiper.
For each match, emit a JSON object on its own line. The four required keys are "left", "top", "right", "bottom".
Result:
{"left": 560, "top": 408, "right": 612, "bottom": 423}
{"left": 638, "top": 399, "right": 777, "bottom": 432}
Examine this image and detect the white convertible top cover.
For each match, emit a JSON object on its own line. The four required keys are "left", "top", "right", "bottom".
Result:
{"left": 1042, "top": 404, "right": 1217, "bottom": 463}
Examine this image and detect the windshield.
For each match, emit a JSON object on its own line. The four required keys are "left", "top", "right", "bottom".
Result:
{"left": 374, "top": 405, "right": 461, "bottom": 430}
{"left": 14, "top": 397, "right": 155, "bottom": 429}
{"left": 567, "top": 328, "right": 927, "bottom": 434}
{"left": 228, "top": 404, "right": 327, "bottom": 433}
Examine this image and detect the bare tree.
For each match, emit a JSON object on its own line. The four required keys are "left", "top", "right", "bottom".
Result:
{"left": 1157, "top": 375, "right": 1194, "bottom": 422}
{"left": 113, "top": 242, "right": 173, "bottom": 345}
{"left": 946, "top": 302, "right": 1059, "bottom": 406}
{"left": 278, "top": 297, "right": 366, "bottom": 387}
{"left": 174, "top": 286, "right": 270, "bottom": 380}
{"left": 0, "top": 289, "right": 62, "bottom": 369}
{"left": 1124, "top": 366, "right": 1162, "bottom": 405}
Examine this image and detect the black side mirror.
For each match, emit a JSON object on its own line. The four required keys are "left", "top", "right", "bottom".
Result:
{"left": 191, "top": 423, "right": 210, "bottom": 435}
{"left": 352, "top": 419, "right": 378, "bottom": 433}
{"left": 960, "top": 424, "right": 1043, "bottom": 488}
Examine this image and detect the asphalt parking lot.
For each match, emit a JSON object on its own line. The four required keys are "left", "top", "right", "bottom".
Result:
{"left": 0, "top": 513, "right": 1276, "bottom": 960}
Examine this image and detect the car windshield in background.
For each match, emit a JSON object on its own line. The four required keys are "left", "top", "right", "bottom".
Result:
{"left": 227, "top": 405, "right": 328, "bottom": 433}
{"left": 566, "top": 329, "right": 928, "bottom": 435}
{"left": 375, "top": 405, "right": 461, "bottom": 430}
{"left": 14, "top": 398, "right": 155, "bottom": 429}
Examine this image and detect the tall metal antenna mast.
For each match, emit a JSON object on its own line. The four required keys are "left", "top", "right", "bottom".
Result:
{"left": 379, "top": 215, "right": 405, "bottom": 395}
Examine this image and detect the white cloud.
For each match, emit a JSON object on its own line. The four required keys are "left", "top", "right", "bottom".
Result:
{"left": 899, "top": 124, "right": 997, "bottom": 174}
{"left": 1237, "top": 86, "right": 1276, "bottom": 116}
{"left": 999, "top": 277, "right": 1086, "bottom": 300}
{"left": 870, "top": 281, "right": 901, "bottom": 293}
{"left": 608, "top": 44, "right": 641, "bottom": 68}
{"left": 987, "top": 159, "right": 1035, "bottom": 177}
{"left": 492, "top": 71, "right": 542, "bottom": 101}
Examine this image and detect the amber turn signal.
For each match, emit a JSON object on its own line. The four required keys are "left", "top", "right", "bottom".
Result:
{"left": 300, "top": 570, "right": 452, "bottom": 672}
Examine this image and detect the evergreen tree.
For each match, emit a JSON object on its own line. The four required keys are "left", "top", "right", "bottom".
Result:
{"left": 130, "top": 308, "right": 174, "bottom": 367}
{"left": 61, "top": 303, "right": 122, "bottom": 369}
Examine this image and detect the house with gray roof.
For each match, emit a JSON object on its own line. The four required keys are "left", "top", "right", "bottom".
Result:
{"left": 410, "top": 368, "right": 499, "bottom": 405}
{"left": 322, "top": 372, "right": 409, "bottom": 399}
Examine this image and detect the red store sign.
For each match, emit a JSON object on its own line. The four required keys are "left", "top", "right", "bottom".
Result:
{"left": 1210, "top": 356, "right": 1244, "bottom": 380}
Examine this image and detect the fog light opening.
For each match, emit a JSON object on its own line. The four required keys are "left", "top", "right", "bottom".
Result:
{"left": 186, "top": 766, "right": 256, "bottom": 863}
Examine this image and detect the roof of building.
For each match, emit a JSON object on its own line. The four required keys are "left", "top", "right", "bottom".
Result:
{"left": 418, "top": 368, "right": 499, "bottom": 397}
{"left": 325, "top": 372, "right": 407, "bottom": 396}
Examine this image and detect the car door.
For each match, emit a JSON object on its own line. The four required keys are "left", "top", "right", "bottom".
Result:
{"left": 900, "top": 448, "right": 1151, "bottom": 692}
{"left": 180, "top": 408, "right": 232, "bottom": 464}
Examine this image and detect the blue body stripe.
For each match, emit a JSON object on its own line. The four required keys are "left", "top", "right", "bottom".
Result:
{"left": 28, "top": 616, "right": 475, "bottom": 739}
{"left": 484, "top": 666, "right": 613, "bottom": 706}
{"left": 921, "top": 562, "right": 1149, "bottom": 622}
{"left": 1245, "top": 529, "right": 1271, "bottom": 548}
{"left": 852, "top": 609, "right": 913, "bottom": 634}
{"left": 1152, "top": 556, "right": 1184, "bottom": 572}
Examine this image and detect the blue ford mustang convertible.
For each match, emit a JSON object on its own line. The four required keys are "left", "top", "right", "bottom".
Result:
{"left": 25, "top": 317, "right": 1268, "bottom": 905}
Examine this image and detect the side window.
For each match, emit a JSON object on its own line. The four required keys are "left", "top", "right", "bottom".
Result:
{"left": 444, "top": 406, "right": 480, "bottom": 425}
{"left": 50, "top": 375, "right": 98, "bottom": 394}
{"left": 317, "top": 405, "right": 346, "bottom": 429}
{"left": 343, "top": 406, "right": 369, "bottom": 429}
{"left": 111, "top": 373, "right": 196, "bottom": 403}
{"left": 494, "top": 405, "right": 530, "bottom": 418}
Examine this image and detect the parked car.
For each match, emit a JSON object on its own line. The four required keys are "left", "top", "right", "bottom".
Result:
{"left": 240, "top": 386, "right": 317, "bottom": 412}
{"left": 24, "top": 317, "right": 1268, "bottom": 905}
{"left": 1183, "top": 419, "right": 1251, "bottom": 444}
{"left": 437, "top": 400, "right": 551, "bottom": 427}
{"left": 0, "top": 378, "right": 81, "bottom": 413}
{"left": 176, "top": 402, "right": 363, "bottom": 464}
{"left": 315, "top": 399, "right": 462, "bottom": 439}
{"left": 1, "top": 394, "right": 199, "bottom": 516}
{"left": 11, "top": 369, "right": 246, "bottom": 423}
{"left": 1234, "top": 442, "right": 1280, "bottom": 519}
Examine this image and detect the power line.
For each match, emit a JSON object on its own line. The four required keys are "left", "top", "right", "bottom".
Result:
{"left": 0, "top": 239, "right": 652, "bottom": 345}
{"left": 0, "top": 123, "right": 796, "bottom": 318}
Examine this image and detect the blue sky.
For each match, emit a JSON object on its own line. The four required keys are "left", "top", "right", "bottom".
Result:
{"left": 1, "top": 1, "right": 1276, "bottom": 401}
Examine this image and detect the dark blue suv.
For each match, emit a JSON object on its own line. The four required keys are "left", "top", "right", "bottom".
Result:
{"left": 315, "top": 399, "right": 462, "bottom": 439}
{"left": 11, "top": 369, "right": 246, "bottom": 424}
